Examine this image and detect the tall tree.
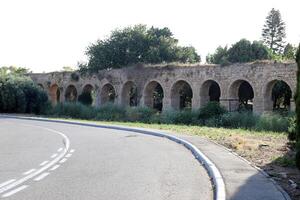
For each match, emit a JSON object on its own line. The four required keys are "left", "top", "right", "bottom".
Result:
{"left": 81, "top": 25, "right": 200, "bottom": 72}
{"left": 262, "top": 8, "right": 286, "bottom": 54}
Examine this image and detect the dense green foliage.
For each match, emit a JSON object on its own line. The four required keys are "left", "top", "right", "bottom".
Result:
{"left": 47, "top": 102, "right": 293, "bottom": 133}
{"left": 80, "top": 25, "right": 200, "bottom": 72}
{"left": 206, "top": 39, "right": 270, "bottom": 65}
{"left": 295, "top": 44, "right": 300, "bottom": 169}
{"left": 262, "top": 8, "right": 286, "bottom": 54}
{"left": 0, "top": 67, "right": 49, "bottom": 114}
{"left": 283, "top": 43, "right": 297, "bottom": 60}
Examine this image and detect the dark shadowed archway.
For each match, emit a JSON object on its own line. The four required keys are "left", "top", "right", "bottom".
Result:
{"left": 78, "top": 84, "right": 95, "bottom": 106}
{"left": 171, "top": 80, "right": 193, "bottom": 110}
{"left": 229, "top": 80, "right": 254, "bottom": 111}
{"left": 121, "top": 81, "right": 138, "bottom": 107}
{"left": 200, "top": 80, "right": 221, "bottom": 107}
{"left": 65, "top": 85, "right": 78, "bottom": 102}
{"left": 264, "top": 80, "right": 292, "bottom": 112}
{"left": 144, "top": 81, "right": 164, "bottom": 111}
{"left": 49, "top": 84, "right": 60, "bottom": 105}
{"left": 100, "top": 83, "right": 116, "bottom": 105}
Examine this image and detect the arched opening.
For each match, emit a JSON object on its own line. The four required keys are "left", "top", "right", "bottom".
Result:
{"left": 171, "top": 80, "right": 193, "bottom": 110}
{"left": 65, "top": 85, "right": 78, "bottom": 102}
{"left": 49, "top": 84, "right": 60, "bottom": 105}
{"left": 78, "top": 84, "right": 95, "bottom": 106}
{"left": 200, "top": 80, "right": 221, "bottom": 106}
{"left": 144, "top": 81, "right": 164, "bottom": 111}
{"left": 264, "top": 80, "right": 292, "bottom": 112}
{"left": 229, "top": 80, "right": 254, "bottom": 111}
{"left": 121, "top": 81, "right": 138, "bottom": 107}
{"left": 100, "top": 83, "right": 116, "bottom": 105}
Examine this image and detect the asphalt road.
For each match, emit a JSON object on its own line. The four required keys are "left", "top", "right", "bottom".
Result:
{"left": 0, "top": 118, "right": 213, "bottom": 200}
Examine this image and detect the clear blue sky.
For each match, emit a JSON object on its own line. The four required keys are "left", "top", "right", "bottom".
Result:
{"left": 0, "top": 0, "right": 299, "bottom": 72}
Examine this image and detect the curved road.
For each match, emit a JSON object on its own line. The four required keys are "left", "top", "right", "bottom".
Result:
{"left": 0, "top": 118, "right": 212, "bottom": 200}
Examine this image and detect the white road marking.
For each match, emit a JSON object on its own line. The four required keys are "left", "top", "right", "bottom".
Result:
{"left": 39, "top": 161, "right": 49, "bottom": 166}
{"left": 49, "top": 165, "right": 60, "bottom": 171}
{"left": 59, "top": 158, "right": 67, "bottom": 163}
{"left": 0, "top": 180, "right": 16, "bottom": 189}
{"left": 34, "top": 173, "right": 50, "bottom": 181}
{"left": 65, "top": 153, "right": 72, "bottom": 158}
{"left": 22, "top": 169, "right": 36, "bottom": 176}
{"left": 1, "top": 185, "right": 28, "bottom": 198}
{"left": 70, "top": 149, "right": 75, "bottom": 153}
{"left": 0, "top": 124, "right": 70, "bottom": 195}
{"left": 51, "top": 153, "right": 58, "bottom": 158}
{"left": 58, "top": 148, "right": 63, "bottom": 152}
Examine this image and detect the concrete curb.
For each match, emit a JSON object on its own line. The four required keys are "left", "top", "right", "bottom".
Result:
{"left": 1, "top": 115, "right": 226, "bottom": 200}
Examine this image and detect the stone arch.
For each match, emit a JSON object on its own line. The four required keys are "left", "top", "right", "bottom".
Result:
{"left": 65, "top": 85, "right": 78, "bottom": 102}
{"left": 228, "top": 80, "right": 254, "bottom": 111}
{"left": 143, "top": 80, "right": 164, "bottom": 111}
{"left": 200, "top": 80, "right": 221, "bottom": 107}
{"left": 100, "top": 83, "right": 116, "bottom": 105}
{"left": 78, "top": 84, "right": 95, "bottom": 106}
{"left": 49, "top": 84, "right": 60, "bottom": 105}
{"left": 264, "top": 80, "right": 292, "bottom": 112}
{"left": 121, "top": 81, "right": 138, "bottom": 107}
{"left": 171, "top": 80, "right": 193, "bottom": 110}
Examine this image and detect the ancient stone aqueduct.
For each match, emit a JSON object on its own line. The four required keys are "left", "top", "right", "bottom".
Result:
{"left": 29, "top": 62, "right": 297, "bottom": 114}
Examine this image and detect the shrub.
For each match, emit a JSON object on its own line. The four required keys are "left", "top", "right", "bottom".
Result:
{"left": 256, "top": 114, "right": 289, "bottom": 132}
{"left": 219, "top": 112, "right": 259, "bottom": 129}
{"left": 159, "top": 110, "right": 178, "bottom": 124}
{"left": 125, "top": 106, "right": 156, "bottom": 123}
{"left": 96, "top": 103, "right": 126, "bottom": 121}
{"left": 172, "top": 109, "right": 198, "bottom": 125}
{"left": 198, "top": 102, "right": 227, "bottom": 122}
{"left": 0, "top": 74, "right": 49, "bottom": 114}
{"left": 49, "top": 102, "right": 97, "bottom": 119}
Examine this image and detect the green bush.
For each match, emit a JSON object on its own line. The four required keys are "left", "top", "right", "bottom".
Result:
{"left": 256, "top": 114, "right": 289, "bottom": 132}
{"left": 172, "top": 109, "right": 198, "bottom": 125}
{"left": 0, "top": 74, "right": 49, "bottom": 114}
{"left": 49, "top": 103, "right": 97, "bottom": 119}
{"left": 219, "top": 112, "right": 259, "bottom": 129}
{"left": 198, "top": 102, "right": 227, "bottom": 122}
{"left": 125, "top": 106, "right": 156, "bottom": 123}
{"left": 96, "top": 103, "right": 126, "bottom": 121}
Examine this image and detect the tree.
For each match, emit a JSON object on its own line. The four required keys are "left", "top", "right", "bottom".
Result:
{"left": 295, "top": 44, "right": 300, "bottom": 169}
{"left": 0, "top": 67, "right": 49, "bottom": 114}
{"left": 283, "top": 43, "right": 296, "bottom": 60}
{"left": 207, "top": 39, "right": 270, "bottom": 64}
{"left": 262, "top": 8, "right": 286, "bottom": 54}
{"left": 81, "top": 25, "right": 201, "bottom": 72}
{"left": 206, "top": 46, "right": 229, "bottom": 65}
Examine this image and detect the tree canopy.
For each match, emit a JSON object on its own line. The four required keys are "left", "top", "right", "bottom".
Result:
{"left": 262, "top": 8, "right": 286, "bottom": 54}
{"left": 80, "top": 25, "right": 200, "bottom": 72}
{"left": 0, "top": 66, "right": 48, "bottom": 114}
{"left": 206, "top": 39, "right": 270, "bottom": 65}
